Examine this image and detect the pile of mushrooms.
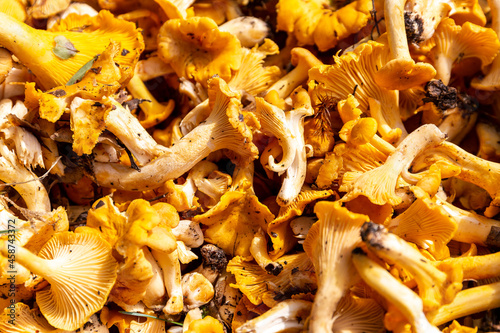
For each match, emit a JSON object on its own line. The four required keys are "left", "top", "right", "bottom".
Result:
{"left": 2, "top": 0, "right": 500, "bottom": 332}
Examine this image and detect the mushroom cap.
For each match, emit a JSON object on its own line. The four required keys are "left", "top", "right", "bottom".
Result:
{"left": 267, "top": 187, "right": 333, "bottom": 258}
{"left": 427, "top": 18, "right": 500, "bottom": 85}
{"left": 0, "top": 303, "right": 58, "bottom": 333}
{"left": 374, "top": 58, "right": 436, "bottom": 91}
{"left": 29, "top": 0, "right": 70, "bottom": 19}
{"left": 313, "top": 0, "right": 373, "bottom": 52}
{"left": 0, "top": 0, "right": 27, "bottom": 22}
{"left": 0, "top": 10, "right": 144, "bottom": 90}
{"left": 35, "top": 231, "right": 118, "bottom": 330}
{"left": 158, "top": 16, "right": 242, "bottom": 87}
{"left": 276, "top": 0, "right": 325, "bottom": 45}
{"left": 193, "top": 190, "right": 274, "bottom": 257}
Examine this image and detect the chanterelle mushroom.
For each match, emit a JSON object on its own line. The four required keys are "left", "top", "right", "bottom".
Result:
{"left": 0, "top": 231, "right": 118, "bottom": 330}
{"left": 92, "top": 77, "right": 259, "bottom": 191}
{"left": 303, "top": 201, "right": 369, "bottom": 333}
{"left": 0, "top": 10, "right": 144, "bottom": 90}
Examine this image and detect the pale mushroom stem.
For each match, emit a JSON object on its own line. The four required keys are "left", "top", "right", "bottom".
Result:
{"left": 429, "top": 281, "right": 500, "bottom": 326}
{"left": 360, "top": 222, "right": 460, "bottom": 312}
{"left": 435, "top": 251, "right": 500, "bottom": 280}
{"left": 236, "top": 299, "right": 312, "bottom": 333}
{"left": 0, "top": 245, "right": 55, "bottom": 283}
{"left": 93, "top": 85, "right": 253, "bottom": 191}
{"left": 412, "top": 141, "right": 500, "bottom": 207}
{"left": 385, "top": 0, "right": 409, "bottom": 61}
{"left": 0, "top": 13, "right": 40, "bottom": 61}
{"left": 375, "top": 0, "right": 436, "bottom": 89}
{"left": 352, "top": 249, "right": 441, "bottom": 333}
{"left": 435, "top": 196, "right": 500, "bottom": 246}
{"left": 266, "top": 48, "right": 322, "bottom": 99}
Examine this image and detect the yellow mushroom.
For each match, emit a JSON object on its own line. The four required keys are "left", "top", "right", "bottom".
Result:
{"left": 374, "top": 0, "right": 436, "bottom": 90}
{"left": 303, "top": 201, "right": 369, "bottom": 333}
{"left": 227, "top": 252, "right": 315, "bottom": 306}
{"left": 0, "top": 0, "right": 27, "bottom": 22}
{"left": 427, "top": 281, "right": 500, "bottom": 326}
{"left": 330, "top": 293, "right": 385, "bottom": 332}
{"left": 28, "top": 0, "right": 70, "bottom": 19}
{"left": 309, "top": 39, "right": 409, "bottom": 141}
{"left": 340, "top": 124, "right": 446, "bottom": 206}
{"left": 360, "top": 222, "right": 463, "bottom": 311}
{"left": 412, "top": 140, "right": 500, "bottom": 208}
{"left": 471, "top": 0, "right": 500, "bottom": 90}
{"left": 387, "top": 186, "right": 457, "bottom": 259}
{"left": 0, "top": 10, "right": 144, "bottom": 90}
{"left": 193, "top": 163, "right": 274, "bottom": 257}
{"left": 0, "top": 303, "right": 59, "bottom": 333}
{"left": 266, "top": 47, "right": 322, "bottom": 100}
{"left": 313, "top": 0, "right": 373, "bottom": 52}
{"left": 92, "top": 77, "right": 259, "bottom": 191}
{"left": 126, "top": 74, "right": 175, "bottom": 129}
{"left": 158, "top": 16, "right": 242, "bottom": 87}
{"left": 0, "top": 232, "right": 117, "bottom": 330}
{"left": 185, "top": 315, "right": 225, "bottom": 333}
{"left": 352, "top": 248, "right": 442, "bottom": 333}
{"left": 424, "top": 17, "right": 499, "bottom": 85}
{"left": 266, "top": 187, "right": 333, "bottom": 259}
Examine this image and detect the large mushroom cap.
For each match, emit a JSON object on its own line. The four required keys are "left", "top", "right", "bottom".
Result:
{"left": 158, "top": 16, "right": 242, "bottom": 87}
{"left": 0, "top": 232, "right": 118, "bottom": 330}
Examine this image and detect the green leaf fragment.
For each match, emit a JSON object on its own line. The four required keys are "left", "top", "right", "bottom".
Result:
{"left": 118, "top": 311, "right": 183, "bottom": 326}
{"left": 52, "top": 35, "right": 79, "bottom": 60}
{"left": 66, "top": 55, "right": 99, "bottom": 86}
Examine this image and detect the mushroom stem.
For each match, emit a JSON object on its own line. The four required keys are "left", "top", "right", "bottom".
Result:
{"left": 385, "top": 0, "right": 408, "bottom": 61}
{"left": 374, "top": 0, "right": 436, "bottom": 90}
{"left": 93, "top": 116, "right": 219, "bottom": 190}
{"left": 266, "top": 48, "right": 322, "bottom": 99}
{"left": 435, "top": 196, "right": 500, "bottom": 246}
{"left": 434, "top": 251, "right": 500, "bottom": 281}
{"left": 428, "top": 281, "right": 500, "bottom": 326}
{"left": 0, "top": 12, "right": 141, "bottom": 90}
{"left": 412, "top": 140, "right": 500, "bottom": 207}
{"left": 250, "top": 228, "right": 283, "bottom": 276}
{"left": 1, "top": 244, "right": 51, "bottom": 281}
{"left": 104, "top": 98, "right": 167, "bottom": 166}
{"left": 352, "top": 248, "right": 441, "bottom": 333}
{"left": 93, "top": 78, "right": 257, "bottom": 191}
{"left": 236, "top": 299, "right": 312, "bottom": 333}
{"left": 360, "top": 222, "right": 462, "bottom": 312}
{"left": 0, "top": 13, "right": 41, "bottom": 63}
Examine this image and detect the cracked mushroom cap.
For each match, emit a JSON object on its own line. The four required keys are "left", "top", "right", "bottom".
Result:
{"left": 158, "top": 16, "right": 242, "bottom": 87}
{"left": 0, "top": 232, "right": 118, "bottom": 330}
